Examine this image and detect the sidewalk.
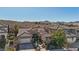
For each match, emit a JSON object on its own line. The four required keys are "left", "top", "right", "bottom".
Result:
{"left": 20, "top": 49, "right": 35, "bottom": 51}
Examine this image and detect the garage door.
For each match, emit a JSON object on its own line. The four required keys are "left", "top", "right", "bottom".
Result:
{"left": 19, "top": 38, "right": 32, "bottom": 43}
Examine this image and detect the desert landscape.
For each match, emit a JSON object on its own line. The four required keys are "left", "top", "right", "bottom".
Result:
{"left": 0, "top": 20, "right": 79, "bottom": 51}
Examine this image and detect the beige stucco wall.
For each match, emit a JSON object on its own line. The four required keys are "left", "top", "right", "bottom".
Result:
{"left": 67, "top": 37, "right": 76, "bottom": 44}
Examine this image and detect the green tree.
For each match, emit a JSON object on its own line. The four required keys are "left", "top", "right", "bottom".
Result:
{"left": 51, "top": 28, "right": 67, "bottom": 48}
{"left": 32, "top": 32, "right": 42, "bottom": 49}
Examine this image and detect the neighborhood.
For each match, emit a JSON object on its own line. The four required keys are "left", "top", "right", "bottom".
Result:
{"left": 0, "top": 21, "right": 79, "bottom": 51}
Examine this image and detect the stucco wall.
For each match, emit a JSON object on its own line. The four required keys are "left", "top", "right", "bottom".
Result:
{"left": 67, "top": 37, "right": 76, "bottom": 44}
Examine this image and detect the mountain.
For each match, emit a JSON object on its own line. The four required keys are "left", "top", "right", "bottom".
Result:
{"left": 0, "top": 19, "right": 79, "bottom": 28}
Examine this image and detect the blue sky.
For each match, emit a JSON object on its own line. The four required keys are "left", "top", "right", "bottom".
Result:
{"left": 0, "top": 7, "right": 79, "bottom": 22}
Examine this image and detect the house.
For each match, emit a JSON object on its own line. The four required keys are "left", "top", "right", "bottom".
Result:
{"left": 17, "top": 32, "right": 32, "bottom": 44}
{"left": 0, "top": 24, "right": 8, "bottom": 50}
{"left": 65, "top": 33, "right": 76, "bottom": 44}
{"left": 68, "top": 29, "right": 79, "bottom": 49}
{"left": 17, "top": 28, "right": 34, "bottom": 50}
{"left": 34, "top": 27, "right": 52, "bottom": 42}
{"left": 0, "top": 24, "right": 8, "bottom": 39}
{"left": 64, "top": 29, "right": 77, "bottom": 44}
{"left": 76, "top": 29, "right": 79, "bottom": 40}
{"left": 69, "top": 40, "right": 79, "bottom": 48}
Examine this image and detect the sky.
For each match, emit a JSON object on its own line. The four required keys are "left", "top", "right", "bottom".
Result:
{"left": 0, "top": 7, "right": 79, "bottom": 22}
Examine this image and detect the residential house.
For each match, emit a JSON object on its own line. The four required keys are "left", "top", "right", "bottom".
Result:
{"left": 68, "top": 29, "right": 79, "bottom": 50}
{"left": 76, "top": 29, "right": 79, "bottom": 40}
{"left": 37, "top": 27, "right": 51, "bottom": 43}
{"left": 0, "top": 24, "right": 8, "bottom": 50}
{"left": 17, "top": 28, "right": 34, "bottom": 50}
{"left": 0, "top": 24, "right": 8, "bottom": 39}
{"left": 64, "top": 29, "right": 77, "bottom": 44}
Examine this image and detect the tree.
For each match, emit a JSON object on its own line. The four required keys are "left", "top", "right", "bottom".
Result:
{"left": 32, "top": 32, "right": 42, "bottom": 49}
{"left": 5, "top": 25, "right": 19, "bottom": 51}
{"left": 13, "top": 24, "right": 19, "bottom": 37}
{"left": 51, "top": 28, "right": 67, "bottom": 48}
{"left": 13, "top": 24, "right": 19, "bottom": 50}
